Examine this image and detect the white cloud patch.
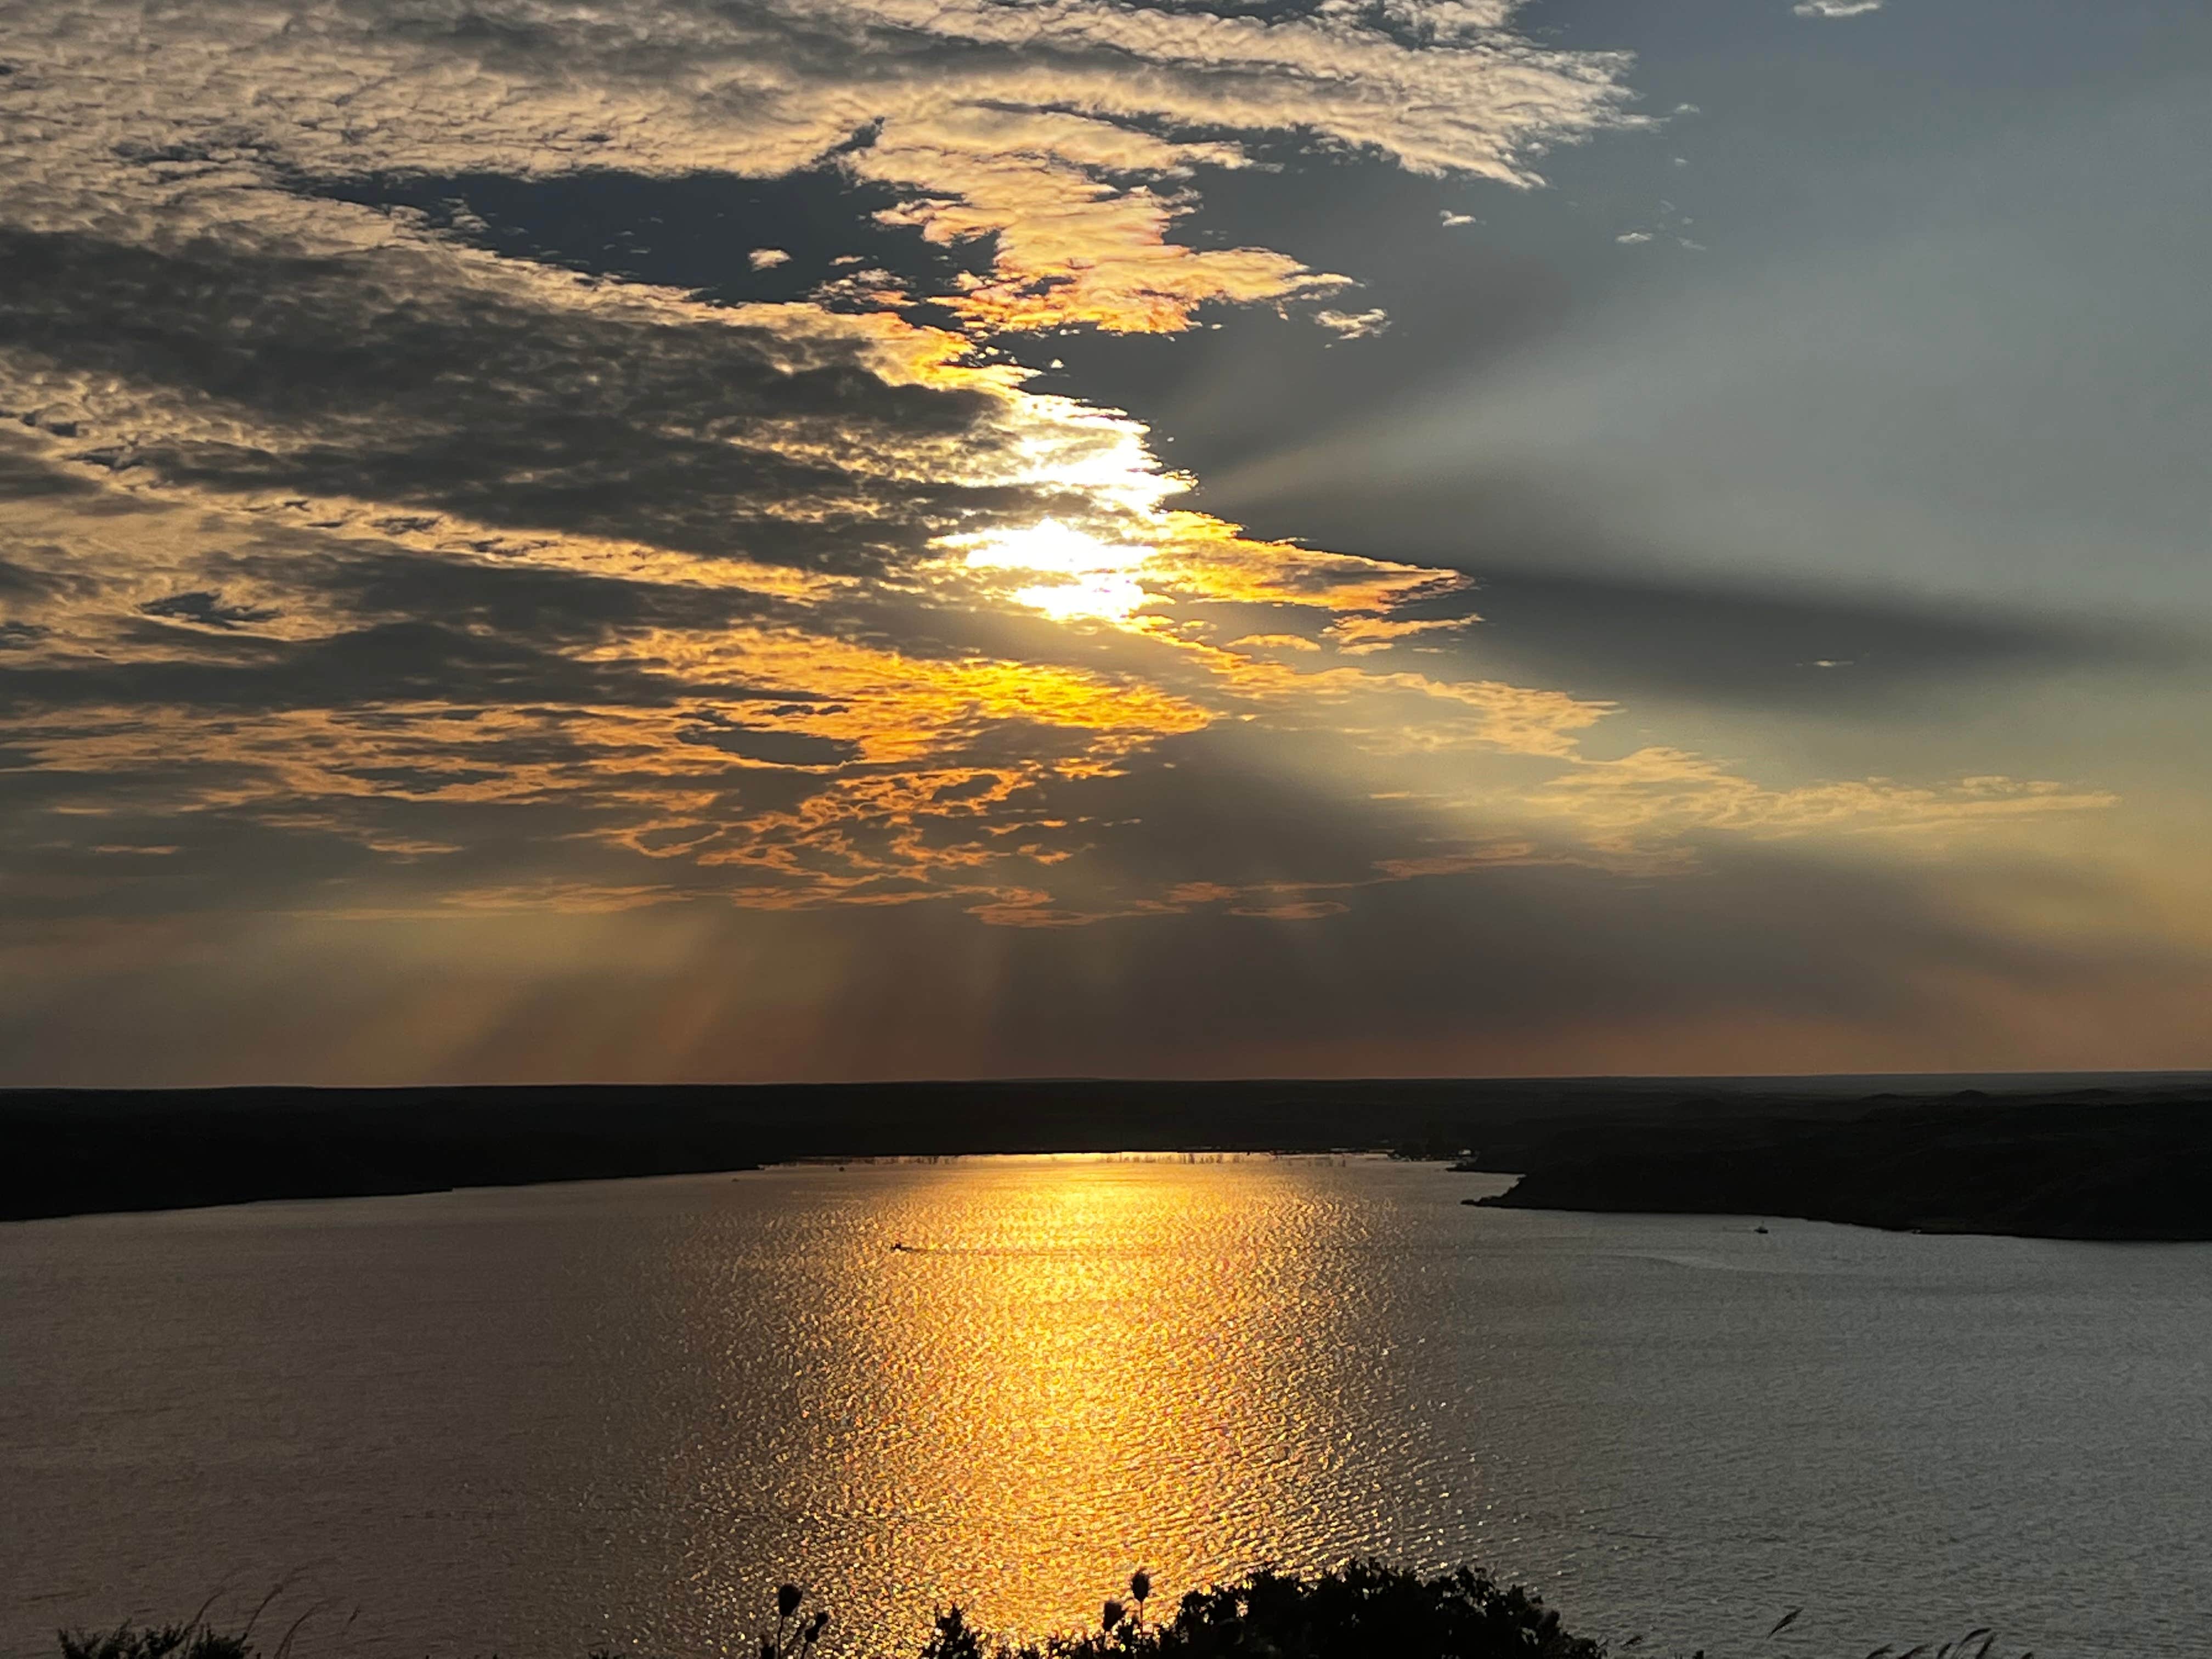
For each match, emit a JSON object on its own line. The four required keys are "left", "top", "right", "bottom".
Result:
{"left": 748, "top": 247, "right": 792, "bottom": 270}
{"left": 1314, "top": 307, "right": 1392, "bottom": 343}
{"left": 1794, "top": 0, "right": 1884, "bottom": 16}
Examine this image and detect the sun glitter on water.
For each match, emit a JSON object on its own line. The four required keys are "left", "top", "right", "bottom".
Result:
{"left": 953, "top": 519, "right": 1157, "bottom": 623}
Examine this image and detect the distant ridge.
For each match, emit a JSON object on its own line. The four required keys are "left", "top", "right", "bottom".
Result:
{"left": 5, "top": 1073, "right": 2208, "bottom": 1234}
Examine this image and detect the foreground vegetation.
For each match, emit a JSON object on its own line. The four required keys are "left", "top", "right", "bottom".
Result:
{"left": 906, "top": 1562, "right": 1601, "bottom": 1659}
{"left": 59, "top": 1561, "right": 2035, "bottom": 1659}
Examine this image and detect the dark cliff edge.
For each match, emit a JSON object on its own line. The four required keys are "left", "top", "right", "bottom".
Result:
{"left": 1475, "top": 1088, "right": 2212, "bottom": 1240}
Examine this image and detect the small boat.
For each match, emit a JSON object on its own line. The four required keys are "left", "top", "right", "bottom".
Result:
{"left": 1753, "top": 1225, "right": 1770, "bottom": 1235}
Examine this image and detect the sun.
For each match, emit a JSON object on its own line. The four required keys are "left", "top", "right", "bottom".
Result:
{"left": 952, "top": 519, "right": 1158, "bottom": 623}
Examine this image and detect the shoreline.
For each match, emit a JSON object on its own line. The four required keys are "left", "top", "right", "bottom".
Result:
{"left": 7, "top": 1074, "right": 2208, "bottom": 1238}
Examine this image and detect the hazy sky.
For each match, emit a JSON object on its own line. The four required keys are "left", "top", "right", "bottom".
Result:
{"left": 3, "top": 0, "right": 2207, "bottom": 1084}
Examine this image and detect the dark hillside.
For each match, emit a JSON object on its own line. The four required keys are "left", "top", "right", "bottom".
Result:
{"left": 1476, "top": 1087, "right": 2212, "bottom": 1239}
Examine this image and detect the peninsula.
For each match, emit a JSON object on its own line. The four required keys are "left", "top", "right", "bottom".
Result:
{"left": 1474, "top": 1084, "right": 2212, "bottom": 1240}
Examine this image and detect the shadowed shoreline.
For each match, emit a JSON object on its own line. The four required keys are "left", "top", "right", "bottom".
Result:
{"left": 1471, "top": 1083, "right": 2212, "bottom": 1240}
{"left": 4, "top": 1073, "right": 2208, "bottom": 1238}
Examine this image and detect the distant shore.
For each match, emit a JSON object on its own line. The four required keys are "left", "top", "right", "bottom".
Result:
{"left": 4, "top": 1073, "right": 2208, "bottom": 1238}
{"left": 1473, "top": 1084, "right": 2212, "bottom": 1242}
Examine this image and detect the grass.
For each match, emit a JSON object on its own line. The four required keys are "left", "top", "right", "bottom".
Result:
{"left": 60, "top": 1582, "right": 352, "bottom": 1659}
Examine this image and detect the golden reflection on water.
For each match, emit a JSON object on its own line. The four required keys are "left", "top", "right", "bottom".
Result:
{"left": 12, "top": 1160, "right": 2203, "bottom": 1659}
{"left": 673, "top": 1156, "right": 1379, "bottom": 1647}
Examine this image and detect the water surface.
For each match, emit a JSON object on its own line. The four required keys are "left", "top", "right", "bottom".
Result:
{"left": 4, "top": 1156, "right": 2207, "bottom": 1658}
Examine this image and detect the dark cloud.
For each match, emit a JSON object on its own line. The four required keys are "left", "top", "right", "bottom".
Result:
{"left": 1176, "top": 462, "right": 2191, "bottom": 707}
{"left": 1443, "top": 562, "right": 2186, "bottom": 708}
{"left": 261, "top": 540, "right": 795, "bottom": 645}
{"left": 678, "top": 716, "right": 862, "bottom": 768}
{"left": 140, "top": 590, "right": 280, "bottom": 629}
{"left": 0, "top": 618, "right": 774, "bottom": 715}
{"left": 0, "top": 438, "right": 105, "bottom": 498}
{"left": 0, "top": 228, "right": 1020, "bottom": 577}
{"left": 0, "top": 556, "right": 88, "bottom": 603}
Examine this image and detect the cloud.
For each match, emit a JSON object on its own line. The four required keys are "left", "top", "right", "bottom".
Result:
{"left": 0, "top": 0, "right": 2157, "bottom": 1086}
{"left": 1411, "top": 561, "right": 2188, "bottom": 710}
{"left": 1793, "top": 0, "right": 1884, "bottom": 15}
{"left": 1323, "top": 614, "right": 1469, "bottom": 653}
{"left": 1, "top": 0, "right": 1639, "bottom": 335}
{"left": 1515, "top": 748, "right": 2118, "bottom": 871}
{"left": 1314, "top": 307, "right": 1392, "bottom": 343}
{"left": 138, "top": 590, "right": 281, "bottom": 631}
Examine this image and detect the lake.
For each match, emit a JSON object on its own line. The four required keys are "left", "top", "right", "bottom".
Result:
{"left": 3, "top": 1156, "right": 2208, "bottom": 1658}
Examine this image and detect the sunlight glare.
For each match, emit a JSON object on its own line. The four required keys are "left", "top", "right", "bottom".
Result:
{"left": 956, "top": 518, "right": 1158, "bottom": 623}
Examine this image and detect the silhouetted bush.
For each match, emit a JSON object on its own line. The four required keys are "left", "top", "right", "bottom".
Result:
{"left": 922, "top": 1562, "right": 1600, "bottom": 1659}
{"left": 59, "top": 1626, "right": 253, "bottom": 1659}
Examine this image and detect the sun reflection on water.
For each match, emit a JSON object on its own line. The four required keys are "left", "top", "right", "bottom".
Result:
{"left": 674, "top": 1156, "right": 1381, "bottom": 1647}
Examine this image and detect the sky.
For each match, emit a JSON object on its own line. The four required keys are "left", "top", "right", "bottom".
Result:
{"left": 1, "top": 0, "right": 2207, "bottom": 1084}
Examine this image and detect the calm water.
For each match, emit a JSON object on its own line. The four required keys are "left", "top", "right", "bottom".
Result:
{"left": 4, "top": 1157, "right": 2209, "bottom": 1659}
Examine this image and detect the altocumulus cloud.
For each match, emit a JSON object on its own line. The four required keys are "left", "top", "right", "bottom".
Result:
{"left": 0, "top": 0, "right": 2159, "bottom": 1080}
